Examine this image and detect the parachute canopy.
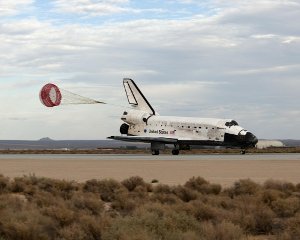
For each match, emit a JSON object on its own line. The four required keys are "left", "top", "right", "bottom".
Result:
{"left": 40, "top": 83, "right": 62, "bottom": 107}
{"left": 40, "top": 83, "right": 105, "bottom": 107}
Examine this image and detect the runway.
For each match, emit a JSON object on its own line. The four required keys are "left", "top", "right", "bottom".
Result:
{"left": 1, "top": 154, "right": 300, "bottom": 187}
{"left": 1, "top": 153, "right": 300, "bottom": 161}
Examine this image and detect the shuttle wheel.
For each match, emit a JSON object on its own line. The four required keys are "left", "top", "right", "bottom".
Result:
{"left": 152, "top": 150, "right": 159, "bottom": 155}
{"left": 172, "top": 149, "right": 179, "bottom": 155}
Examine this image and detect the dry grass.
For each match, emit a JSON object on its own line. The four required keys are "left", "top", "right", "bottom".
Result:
{"left": 0, "top": 174, "right": 300, "bottom": 239}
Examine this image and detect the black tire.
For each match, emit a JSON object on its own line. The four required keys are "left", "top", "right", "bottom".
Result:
{"left": 241, "top": 150, "right": 246, "bottom": 155}
{"left": 172, "top": 149, "right": 179, "bottom": 155}
{"left": 152, "top": 150, "right": 159, "bottom": 155}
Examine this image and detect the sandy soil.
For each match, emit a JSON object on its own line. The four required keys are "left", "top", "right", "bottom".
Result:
{"left": 1, "top": 157, "right": 300, "bottom": 187}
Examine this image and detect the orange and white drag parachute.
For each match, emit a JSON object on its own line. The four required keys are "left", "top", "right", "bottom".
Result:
{"left": 40, "top": 83, "right": 105, "bottom": 107}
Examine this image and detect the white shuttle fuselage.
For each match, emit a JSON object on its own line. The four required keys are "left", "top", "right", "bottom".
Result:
{"left": 109, "top": 79, "right": 257, "bottom": 155}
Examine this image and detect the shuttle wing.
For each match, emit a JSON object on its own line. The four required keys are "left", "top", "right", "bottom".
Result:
{"left": 108, "top": 135, "right": 178, "bottom": 144}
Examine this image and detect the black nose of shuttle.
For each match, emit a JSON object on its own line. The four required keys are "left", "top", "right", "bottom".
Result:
{"left": 245, "top": 132, "right": 258, "bottom": 147}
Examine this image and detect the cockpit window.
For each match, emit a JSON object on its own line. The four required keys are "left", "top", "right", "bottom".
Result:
{"left": 123, "top": 111, "right": 128, "bottom": 115}
{"left": 225, "top": 120, "right": 239, "bottom": 127}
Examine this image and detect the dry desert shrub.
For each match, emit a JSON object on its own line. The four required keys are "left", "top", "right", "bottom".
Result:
{"left": 184, "top": 176, "right": 222, "bottom": 195}
{"left": 0, "top": 195, "right": 56, "bottom": 240}
{"left": 172, "top": 185, "right": 198, "bottom": 202}
{"left": 226, "top": 179, "right": 261, "bottom": 197}
{"left": 2, "top": 174, "right": 300, "bottom": 240}
{"left": 271, "top": 196, "right": 300, "bottom": 218}
{"left": 199, "top": 221, "right": 245, "bottom": 240}
{"left": 9, "top": 176, "right": 79, "bottom": 200}
{"left": 214, "top": 221, "right": 245, "bottom": 240}
{"left": 102, "top": 205, "right": 200, "bottom": 240}
{"left": 32, "top": 190, "right": 64, "bottom": 208}
{"left": 150, "top": 192, "right": 180, "bottom": 205}
{"left": 70, "top": 192, "right": 104, "bottom": 216}
{"left": 36, "top": 178, "right": 79, "bottom": 199}
{"left": 0, "top": 174, "right": 9, "bottom": 194}
{"left": 111, "top": 190, "right": 137, "bottom": 214}
{"left": 264, "top": 180, "right": 296, "bottom": 195}
{"left": 9, "top": 177, "right": 27, "bottom": 193}
{"left": 188, "top": 200, "right": 219, "bottom": 222}
{"left": 231, "top": 198, "right": 276, "bottom": 235}
{"left": 57, "top": 214, "right": 111, "bottom": 240}
{"left": 260, "top": 189, "right": 285, "bottom": 206}
{"left": 42, "top": 205, "right": 75, "bottom": 227}
{"left": 277, "top": 213, "right": 300, "bottom": 240}
{"left": 204, "top": 194, "right": 236, "bottom": 211}
{"left": 77, "top": 215, "right": 111, "bottom": 240}
{"left": 153, "top": 184, "right": 173, "bottom": 194}
{"left": 83, "top": 178, "right": 126, "bottom": 202}
{"left": 121, "top": 176, "right": 151, "bottom": 192}
{"left": 57, "top": 223, "right": 89, "bottom": 240}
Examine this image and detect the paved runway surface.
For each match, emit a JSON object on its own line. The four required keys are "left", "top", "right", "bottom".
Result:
{"left": 1, "top": 153, "right": 300, "bottom": 160}
{"left": 1, "top": 154, "right": 300, "bottom": 187}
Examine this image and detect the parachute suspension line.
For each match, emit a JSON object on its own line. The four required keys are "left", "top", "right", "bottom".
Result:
{"left": 40, "top": 83, "right": 106, "bottom": 108}
{"left": 59, "top": 88, "right": 106, "bottom": 105}
{"left": 40, "top": 83, "right": 132, "bottom": 110}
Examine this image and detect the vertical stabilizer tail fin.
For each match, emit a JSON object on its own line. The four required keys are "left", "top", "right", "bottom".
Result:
{"left": 123, "top": 78, "right": 155, "bottom": 115}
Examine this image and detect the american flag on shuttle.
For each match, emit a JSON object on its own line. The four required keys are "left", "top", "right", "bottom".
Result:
{"left": 170, "top": 130, "right": 175, "bottom": 135}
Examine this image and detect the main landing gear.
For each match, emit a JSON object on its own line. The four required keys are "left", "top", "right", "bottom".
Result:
{"left": 151, "top": 149, "right": 180, "bottom": 155}
{"left": 151, "top": 150, "right": 160, "bottom": 155}
{"left": 240, "top": 149, "right": 246, "bottom": 155}
{"left": 172, "top": 149, "right": 179, "bottom": 155}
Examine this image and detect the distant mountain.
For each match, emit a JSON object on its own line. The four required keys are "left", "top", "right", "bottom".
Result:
{"left": 281, "top": 139, "right": 300, "bottom": 147}
{"left": 39, "top": 137, "right": 54, "bottom": 142}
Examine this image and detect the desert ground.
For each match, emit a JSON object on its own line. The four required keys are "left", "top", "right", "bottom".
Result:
{"left": 1, "top": 154, "right": 300, "bottom": 186}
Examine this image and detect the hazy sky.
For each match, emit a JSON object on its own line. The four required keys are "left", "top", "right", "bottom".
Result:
{"left": 0, "top": 0, "right": 299, "bottom": 140}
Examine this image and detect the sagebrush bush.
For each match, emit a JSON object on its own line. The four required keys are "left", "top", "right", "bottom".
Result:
{"left": 214, "top": 221, "right": 245, "bottom": 240}
{"left": 111, "top": 190, "right": 137, "bottom": 214}
{"left": 121, "top": 176, "right": 150, "bottom": 192}
{"left": 153, "top": 184, "right": 173, "bottom": 194}
{"left": 264, "top": 179, "right": 296, "bottom": 195}
{"left": 42, "top": 205, "right": 75, "bottom": 227}
{"left": 70, "top": 192, "right": 104, "bottom": 215}
{"left": 260, "top": 189, "right": 285, "bottom": 206}
{"left": 0, "top": 174, "right": 9, "bottom": 194}
{"left": 271, "top": 197, "right": 300, "bottom": 218}
{"left": 189, "top": 200, "right": 219, "bottom": 221}
{"left": 184, "top": 176, "right": 222, "bottom": 195}
{"left": 198, "top": 221, "right": 245, "bottom": 240}
{"left": 83, "top": 179, "right": 125, "bottom": 202}
{"left": 150, "top": 192, "right": 180, "bottom": 205}
{"left": 0, "top": 194, "right": 56, "bottom": 240}
{"left": 172, "top": 186, "right": 198, "bottom": 202}
{"left": 1, "top": 174, "right": 300, "bottom": 240}
{"left": 227, "top": 179, "right": 261, "bottom": 197}
{"left": 278, "top": 213, "right": 300, "bottom": 240}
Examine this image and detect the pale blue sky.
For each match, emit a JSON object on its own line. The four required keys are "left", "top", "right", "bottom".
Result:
{"left": 0, "top": 0, "right": 299, "bottom": 140}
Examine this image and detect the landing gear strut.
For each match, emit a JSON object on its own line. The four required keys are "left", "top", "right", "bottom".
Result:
{"left": 172, "top": 149, "right": 179, "bottom": 155}
{"left": 151, "top": 150, "right": 159, "bottom": 155}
